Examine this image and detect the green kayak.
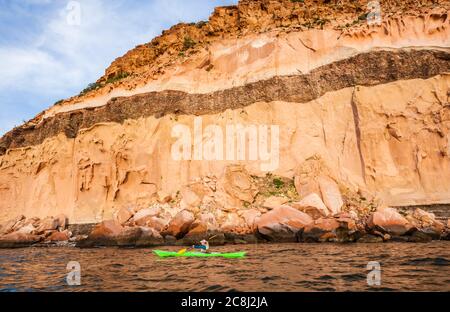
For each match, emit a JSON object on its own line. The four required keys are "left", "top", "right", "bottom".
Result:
{"left": 153, "top": 250, "right": 246, "bottom": 259}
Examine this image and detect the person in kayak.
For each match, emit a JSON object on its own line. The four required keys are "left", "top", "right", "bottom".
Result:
{"left": 192, "top": 239, "right": 209, "bottom": 253}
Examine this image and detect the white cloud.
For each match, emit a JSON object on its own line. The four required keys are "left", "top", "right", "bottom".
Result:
{"left": 0, "top": 0, "right": 217, "bottom": 94}
{"left": 0, "top": 0, "right": 153, "bottom": 93}
{"left": 0, "top": 47, "right": 84, "bottom": 90}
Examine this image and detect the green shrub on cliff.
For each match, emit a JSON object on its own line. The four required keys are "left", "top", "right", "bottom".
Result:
{"left": 78, "top": 72, "right": 130, "bottom": 96}
{"left": 182, "top": 36, "right": 196, "bottom": 51}
{"left": 196, "top": 21, "right": 207, "bottom": 29}
{"left": 105, "top": 72, "right": 130, "bottom": 84}
{"left": 273, "top": 178, "right": 285, "bottom": 189}
{"left": 79, "top": 82, "right": 101, "bottom": 96}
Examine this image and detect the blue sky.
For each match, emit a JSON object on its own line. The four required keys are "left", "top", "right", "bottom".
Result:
{"left": 0, "top": 0, "right": 237, "bottom": 135}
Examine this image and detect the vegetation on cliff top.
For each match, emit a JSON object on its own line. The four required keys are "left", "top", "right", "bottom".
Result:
{"left": 79, "top": 71, "right": 130, "bottom": 96}
{"left": 67, "top": 0, "right": 443, "bottom": 99}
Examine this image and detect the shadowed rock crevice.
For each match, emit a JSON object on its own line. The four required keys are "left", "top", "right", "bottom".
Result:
{"left": 0, "top": 49, "right": 449, "bottom": 155}
{"left": 350, "top": 87, "right": 366, "bottom": 183}
{"left": 64, "top": 112, "right": 83, "bottom": 139}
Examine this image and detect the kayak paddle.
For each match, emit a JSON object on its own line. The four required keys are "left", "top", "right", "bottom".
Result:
{"left": 177, "top": 248, "right": 188, "bottom": 255}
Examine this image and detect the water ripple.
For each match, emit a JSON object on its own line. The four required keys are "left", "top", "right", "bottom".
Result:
{"left": 0, "top": 242, "right": 448, "bottom": 291}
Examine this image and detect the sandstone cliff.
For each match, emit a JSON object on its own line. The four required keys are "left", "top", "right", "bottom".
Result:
{"left": 0, "top": 0, "right": 449, "bottom": 227}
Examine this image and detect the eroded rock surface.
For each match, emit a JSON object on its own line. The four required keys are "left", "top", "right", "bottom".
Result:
{"left": 0, "top": 0, "right": 449, "bottom": 242}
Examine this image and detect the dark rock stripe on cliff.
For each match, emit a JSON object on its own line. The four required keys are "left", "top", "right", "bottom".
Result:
{"left": 0, "top": 49, "right": 449, "bottom": 155}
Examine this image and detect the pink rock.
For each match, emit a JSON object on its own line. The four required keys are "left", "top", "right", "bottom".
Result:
{"left": 318, "top": 176, "right": 343, "bottom": 215}
{"left": 47, "top": 230, "right": 70, "bottom": 242}
{"left": 221, "top": 165, "right": 258, "bottom": 203}
{"left": 145, "top": 217, "right": 168, "bottom": 232}
{"left": 0, "top": 232, "right": 41, "bottom": 248}
{"left": 90, "top": 220, "right": 123, "bottom": 237}
{"left": 414, "top": 208, "right": 436, "bottom": 220}
{"left": 291, "top": 193, "right": 330, "bottom": 219}
{"left": 240, "top": 209, "right": 261, "bottom": 229}
{"left": 370, "top": 207, "right": 412, "bottom": 235}
{"left": 12, "top": 219, "right": 28, "bottom": 233}
{"left": 302, "top": 218, "right": 340, "bottom": 242}
{"left": 294, "top": 179, "right": 321, "bottom": 199}
{"left": 55, "top": 214, "right": 68, "bottom": 230}
{"left": 161, "top": 210, "right": 195, "bottom": 239}
{"left": 133, "top": 207, "right": 163, "bottom": 226}
{"left": 2, "top": 216, "right": 26, "bottom": 233}
{"left": 36, "top": 217, "right": 59, "bottom": 234}
{"left": 180, "top": 186, "right": 202, "bottom": 208}
{"left": 16, "top": 224, "right": 36, "bottom": 235}
{"left": 198, "top": 213, "right": 219, "bottom": 230}
{"left": 182, "top": 221, "right": 225, "bottom": 245}
{"left": 114, "top": 208, "right": 134, "bottom": 225}
{"left": 77, "top": 220, "right": 124, "bottom": 247}
{"left": 185, "top": 222, "right": 208, "bottom": 237}
{"left": 157, "top": 191, "right": 172, "bottom": 204}
{"left": 134, "top": 215, "right": 152, "bottom": 227}
{"left": 116, "top": 227, "right": 143, "bottom": 246}
{"left": 309, "top": 218, "right": 340, "bottom": 232}
{"left": 220, "top": 213, "right": 245, "bottom": 232}
{"left": 406, "top": 208, "right": 445, "bottom": 239}
{"left": 262, "top": 196, "right": 289, "bottom": 210}
{"left": 136, "top": 227, "right": 164, "bottom": 246}
{"left": 256, "top": 206, "right": 313, "bottom": 241}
